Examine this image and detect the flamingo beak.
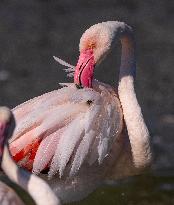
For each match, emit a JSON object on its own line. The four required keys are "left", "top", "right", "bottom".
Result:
{"left": 74, "top": 49, "right": 95, "bottom": 88}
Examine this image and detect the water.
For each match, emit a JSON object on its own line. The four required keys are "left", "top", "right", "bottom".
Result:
{"left": 71, "top": 170, "right": 174, "bottom": 205}
{"left": 1, "top": 170, "right": 174, "bottom": 205}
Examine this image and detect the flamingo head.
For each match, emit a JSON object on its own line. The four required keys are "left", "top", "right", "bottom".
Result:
{"left": 0, "top": 107, "right": 12, "bottom": 157}
{"left": 74, "top": 22, "right": 114, "bottom": 88}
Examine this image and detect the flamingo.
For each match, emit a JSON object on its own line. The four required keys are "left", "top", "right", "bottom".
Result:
{"left": 0, "top": 107, "right": 60, "bottom": 205}
{"left": 9, "top": 21, "right": 152, "bottom": 203}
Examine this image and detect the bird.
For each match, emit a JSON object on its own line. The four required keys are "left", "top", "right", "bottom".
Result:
{"left": 9, "top": 21, "right": 152, "bottom": 203}
{"left": 0, "top": 107, "right": 25, "bottom": 205}
{"left": 0, "top": 107, "right": 61, "bottom": 205}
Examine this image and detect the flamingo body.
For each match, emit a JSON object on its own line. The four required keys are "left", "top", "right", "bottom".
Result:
{"left": 0, "top": 107, "right": 60, "bottom": 205}
{"left": 0, "top": 108, "right": 25, "bottom": 205}
{"left": 9, "top": 21, "right": 152, "bottom": 203}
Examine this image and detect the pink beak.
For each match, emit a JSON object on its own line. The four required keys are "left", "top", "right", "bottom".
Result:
{"left": 74, "top": 49, "right": 95, "bottom": 88}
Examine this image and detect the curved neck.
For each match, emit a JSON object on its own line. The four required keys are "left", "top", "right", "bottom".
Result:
{"left": 118, "top": 28, "right": 151, "bottom": 168}
{"left": 120, "top": 35, "right": 136, "bottom": 78}
{"left": 2, "top": 145, "right": 59, "bottom": 205}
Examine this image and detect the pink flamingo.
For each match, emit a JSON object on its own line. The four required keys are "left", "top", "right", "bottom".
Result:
{"left": 9, "top": 21, "right": 152, "bottom": 203}
{"left": 0, "top": 107, "right": 60, "bottom": 205}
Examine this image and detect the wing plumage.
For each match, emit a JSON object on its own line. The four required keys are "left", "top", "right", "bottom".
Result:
{"left": 53, "top": 56, "right": 75, "bottom": 77}
{"left": 10, "top": 81, "right": 123, "bottom": 178}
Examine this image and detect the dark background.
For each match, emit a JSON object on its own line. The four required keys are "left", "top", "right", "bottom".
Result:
{"left": 0, "top": 1, "right": 174, "bottom": 203}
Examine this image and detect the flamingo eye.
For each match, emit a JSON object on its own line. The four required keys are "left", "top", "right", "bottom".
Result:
{"left": 88, "top": 42, "right": 96, "bottom": 49}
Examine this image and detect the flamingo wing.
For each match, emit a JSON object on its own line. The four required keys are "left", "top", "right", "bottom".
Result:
{"left": 10, "top": 81, "right": 123, "bottom": 178}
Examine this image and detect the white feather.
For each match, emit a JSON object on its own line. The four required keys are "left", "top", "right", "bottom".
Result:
{"left": 84, "top": 105, "right": 101, "bottom": 133}
{"left": 59, "top": 83, "right": 74, "bottom": 87}
{"left": 48, "top": 114, "right": 85, "bottom": 178}
{"left": 98, "top": 136, "right": 109, "bottom": 164}
{"left": 53, "top": 56, "right": 75, "bottom": 70}
{"left": 53, "top": 56, "right": 75, "bottom": 78}
{"left": 67, "top": 72, "right": 74, "bottom": 77}
{"left": 70, "top": 130, "right": 95, "bottom": 177}
{"left": 96, "top": 103, "right": 111, "bottom": 163}
{"left": 32, "top": 128, "right": 64, "bottom": 174}
{"left": 87, "top": 136, "right": 99, "bottom": 165}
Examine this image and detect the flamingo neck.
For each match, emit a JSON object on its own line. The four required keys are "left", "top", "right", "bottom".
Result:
{"left": 2, "top": 145, "right": 59, "bottom": 205}
{"left": 118, "top": 34, "right": 151, "bottom": 168}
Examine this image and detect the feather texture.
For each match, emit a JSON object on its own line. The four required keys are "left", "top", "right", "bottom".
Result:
{"left": 53, "top": 56, "right": 75, "bottom": 78}
{"left": 10, "top": 81, "right": 123, "bottom": 178}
